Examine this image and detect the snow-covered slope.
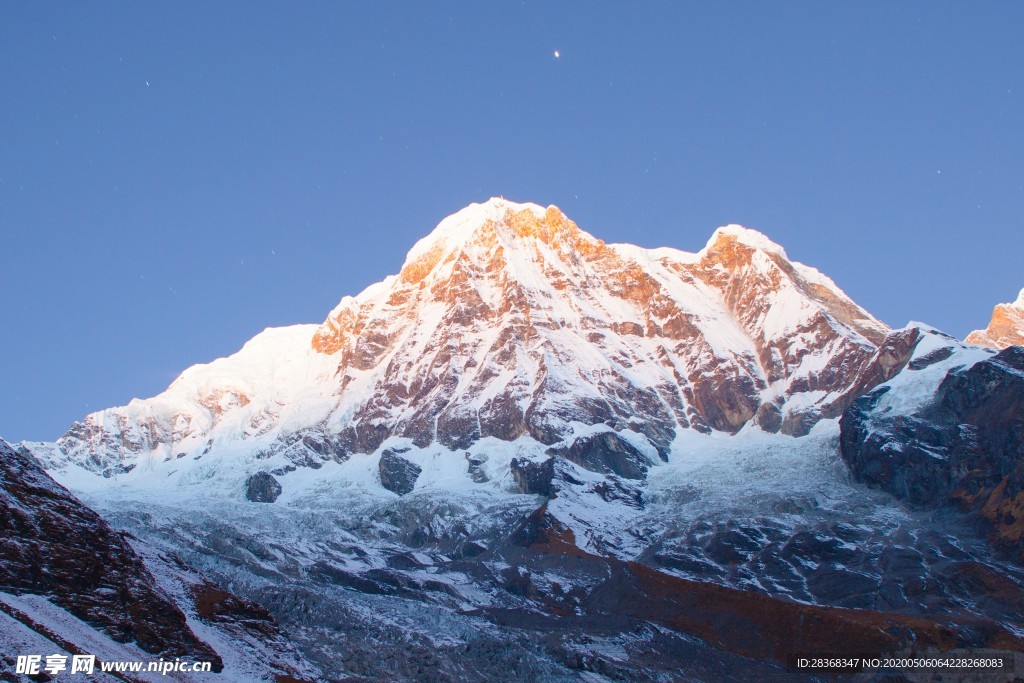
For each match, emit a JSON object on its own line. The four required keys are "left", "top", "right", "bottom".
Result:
{"left": 966, "top": 287, "right": 1024, "bottom": 349}
{"left": 27, "top": 198, "right": 889, "bottom": 490}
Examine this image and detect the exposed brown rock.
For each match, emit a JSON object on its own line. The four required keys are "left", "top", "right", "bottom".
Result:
{"left": 305, "top": 204, "right": 888, "bottom": 456}
{"left": 966, "top": 288, "right": 1024, "bottom": 349}
{"left": 506, "top": 506, "right": 1024, "bottom": 667}
{"left": 191, "top": 581, "right": 277, "bottom": 637}
{"left": 821, "top": 325, "right": 924, "bottom": 422}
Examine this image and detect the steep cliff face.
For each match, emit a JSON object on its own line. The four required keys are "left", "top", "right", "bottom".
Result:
{"left": 966, "top": 288, "right": 1024, "bottom": 349}
{"left": 310, "top": 202, "right": 887, "bottom": 449}
{"left": 27, "top": 199, "right": 888, "bottom": 485}
{"left": 840, "top": 330, "right": 1024, "bottom": 559}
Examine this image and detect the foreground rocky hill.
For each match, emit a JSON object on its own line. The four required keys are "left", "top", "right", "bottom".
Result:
{"left": 0, "top": 438, "right": 313, "bottom": 681}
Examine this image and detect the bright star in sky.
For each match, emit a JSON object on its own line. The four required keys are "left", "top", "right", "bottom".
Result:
{"left": 553, "top": 50, "right": 560, "bottom": 58}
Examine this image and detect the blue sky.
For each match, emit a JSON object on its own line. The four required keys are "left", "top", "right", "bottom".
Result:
{"left": 2, "top": 2, "right": 1023, "bottom": 441}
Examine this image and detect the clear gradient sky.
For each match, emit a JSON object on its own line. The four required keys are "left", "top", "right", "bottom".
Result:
{"left": 2, "top": 2, "right": 1023, "bottom": 441}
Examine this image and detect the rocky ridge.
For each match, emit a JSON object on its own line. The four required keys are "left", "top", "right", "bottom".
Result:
{"left": 841, "top": 327, "right": 1024, "bottom": 560}
{"left": 966, "top": 287, "right": 1024, "bottom": 349}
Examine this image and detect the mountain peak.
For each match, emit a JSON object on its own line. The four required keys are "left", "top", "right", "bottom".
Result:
{"left": 704, "top": 224, "right": 788, "bottom": 259}
{"left": 966, "top": 287, "right": 1024, "bottom": 349}
{"left": 397, "top": 199, "right": 596, "bottom": 287}
{"left": 405, "top": 198, "right": 547, "bottom": 257}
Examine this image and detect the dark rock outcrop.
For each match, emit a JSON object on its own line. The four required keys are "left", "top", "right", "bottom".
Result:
{"left": 841, "top": 346, "right": 1024, "bottom": 559}
{"left": 841, "top": 386, "right": 959, "bottom": 507}
{"left": 510, "top": 457, "right": 555, "bottom": 496}
{"left": 547, "top": 432, "right": 650, "bottom": 480}
{"left": 378, "top": 449, "right": 421, "bottom": 496}
{"left": 465, "top": 451, "right": 489, "bottom": 483}
{"left": 590, "top": 478, "right": 645, "bottom": 509}
{"left": 0, "top": 439, "right": 221, "bottom": 665}
{"left": 245, "top": 471, "right": 282, "bottom": 503}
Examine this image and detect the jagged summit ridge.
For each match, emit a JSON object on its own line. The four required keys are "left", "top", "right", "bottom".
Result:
{"left": 966, "top": 287, "right": 1024, "bottom": 349}
{"left": 402, "top": 198, "right": 553, "bottom": 263}
{"left": 29, "top": 199, "right": 891, "bottom": 486}
{"left": 703, "top": 224, "right": 788, "bottom": 258}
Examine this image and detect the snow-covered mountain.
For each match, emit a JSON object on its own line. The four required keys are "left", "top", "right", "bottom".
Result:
{"left": 29, "top": 198, "right": 891, "bottom": 487}
{"left": 967, "top": 287, "right": 1024, "bottom": 349}
{"left": 14, "top": 199, "right": 1024, "bottom": 681}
